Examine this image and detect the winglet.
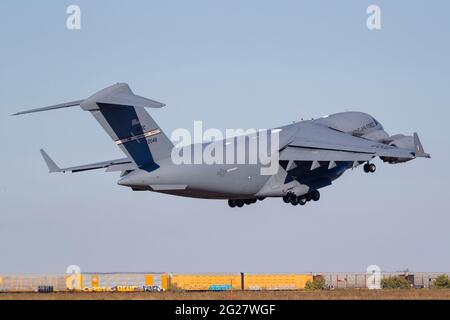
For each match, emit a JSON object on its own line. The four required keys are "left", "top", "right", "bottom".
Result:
{"left": 413, "top": 133, "right": 431, "bottom": 158}
{"left": 40, "top": 149, "right": 62, "bottom": 173}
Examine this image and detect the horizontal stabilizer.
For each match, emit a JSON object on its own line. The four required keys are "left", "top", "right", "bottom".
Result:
{"left": 39, "top": 149, "right": 134, "bottom": 173}
{"left": 12, "top": 83, "right": 165, "bottom": 116}
{"left": 81, "top": 84, "right": 165, "bottom": 110}
{"left": 13, "top": 100, "right": 84, "bottom": 116}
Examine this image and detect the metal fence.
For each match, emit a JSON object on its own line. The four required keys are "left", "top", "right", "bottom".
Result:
{"left": 319, "top": 272, "right": 450, "bottom": 289}
{"left": 0, "top": 275, "right": 67, "bottom": 292}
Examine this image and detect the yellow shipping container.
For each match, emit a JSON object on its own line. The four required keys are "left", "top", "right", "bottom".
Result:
{"left": 161, "top": 274, "right": 168, "bottom": 291}
{"left": 244, "top": 274, "right": 312, "bottom": 290}
{"left": 91, "top": 275, "right": 99, "bottom": 287}
{"left": 170, "top": 274, "right": 241, "bottom": 291}
{"left": 145, "top": 274, "right": 154, "bottom": 286}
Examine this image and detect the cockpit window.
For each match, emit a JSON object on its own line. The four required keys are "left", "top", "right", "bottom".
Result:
{"left": 372, "top": 117, "right": 383, "bottom": 129}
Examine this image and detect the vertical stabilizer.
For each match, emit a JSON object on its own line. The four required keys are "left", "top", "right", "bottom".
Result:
{"left": 80, "top": 84, "right": 174, "bottom": 169}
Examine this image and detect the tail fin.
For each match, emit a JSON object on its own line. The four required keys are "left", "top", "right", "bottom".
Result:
{"left": 80, "top": 83, "right": 173, "bottom": 170}
{"left": 15, "top": 83, "right": 174, "bottom": 170}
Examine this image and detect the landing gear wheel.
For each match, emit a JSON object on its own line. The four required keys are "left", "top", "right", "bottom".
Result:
{"left": 363, "top": 163, "right": 370, "bottom": 173}
{"left": 305, "top": 193, "right": 312, "bottom": 202}
{"left": 369, "top": 163, "right": 376, "bottom": 173}
{"left": 283, "top": 195, "right": 291, "bottom": 203}
{"left": 298, "top": 196, "right": 307, "bottom": 205}
{"left": 290, "top": 197, "right": 299, "bottom": 206}
{"left": 236, "top": 200, "right": 244, "bottom": 208}
{"left": 311, "top": 190, "right": 320, "bottom": 202}
{"left": 228, "top": 200, "right": 236, "bottom": 208}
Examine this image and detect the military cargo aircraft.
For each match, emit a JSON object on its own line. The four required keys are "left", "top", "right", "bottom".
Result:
{"left": 14, "top": 83, "right": 430, "bottom": 207}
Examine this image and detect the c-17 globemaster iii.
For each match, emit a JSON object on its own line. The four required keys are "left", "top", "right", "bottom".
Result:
{"left": 14, "top": 83, "right": 430, "bottom": 208}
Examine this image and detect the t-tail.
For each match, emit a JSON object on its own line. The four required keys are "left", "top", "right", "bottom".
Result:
{"left": 13, "top": 83, "right": 174, "bottom": 173}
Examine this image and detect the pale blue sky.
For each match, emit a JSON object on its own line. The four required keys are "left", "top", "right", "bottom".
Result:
{"left": 0, "top": 0, "right": 449, "bottom": 273}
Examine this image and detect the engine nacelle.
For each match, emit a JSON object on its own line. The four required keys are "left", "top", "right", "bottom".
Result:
{"left": 389, "top": 134, "right": 414, "bottom": 148}
{"left": 381, "top": 134, "right": 415, "bottom": 163}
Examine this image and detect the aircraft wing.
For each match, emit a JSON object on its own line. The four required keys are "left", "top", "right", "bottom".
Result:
{"left": 280, "top": 122, "right": 418, "bottom": 162}
{"left": 40, "top": 149, "right": 135, "bottom": 173}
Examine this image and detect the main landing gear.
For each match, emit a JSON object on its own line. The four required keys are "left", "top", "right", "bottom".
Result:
{"left": 228, "top": 197, "right": 265, "bottom": 208}
{"left": 282, "top": 190, "right": 320, "bottom": 206}
{"left": 363, "top": 162, "right": 376, "bottom": 173}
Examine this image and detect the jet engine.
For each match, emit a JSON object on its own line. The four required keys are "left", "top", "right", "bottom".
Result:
{"left": 381, "top": 134, "right": 415, "bottom": 163}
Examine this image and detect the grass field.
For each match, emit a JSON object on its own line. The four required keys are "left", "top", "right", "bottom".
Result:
{"left": 1, "top": 289, "right": 450, "bottom": 300}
